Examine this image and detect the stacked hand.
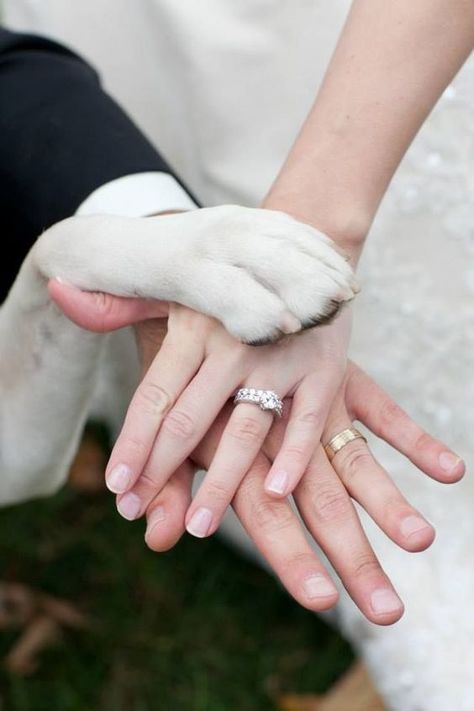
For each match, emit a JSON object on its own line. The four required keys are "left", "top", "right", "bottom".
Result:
{"left": 51, "top": 272, "right": 464, "bottom": 626}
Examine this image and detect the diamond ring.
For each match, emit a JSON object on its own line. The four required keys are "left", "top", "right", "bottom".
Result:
{"left": 233, "top": 388, "right": 283, "bottom": 417}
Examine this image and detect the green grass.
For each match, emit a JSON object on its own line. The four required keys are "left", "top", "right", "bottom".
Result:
{"left": 0, "top": 483, "right": 353, "bottom": 710}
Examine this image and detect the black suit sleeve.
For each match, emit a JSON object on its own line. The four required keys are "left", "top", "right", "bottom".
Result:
{"left": 0, "top": 28, "right": 196, "bottom": 300}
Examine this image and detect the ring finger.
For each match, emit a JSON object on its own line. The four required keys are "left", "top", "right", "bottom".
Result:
{"left": 323, "top": 419, "right": 435, "bottom": 552}
{"left": 185, "top": 385, "right": 284, "bottom": 538}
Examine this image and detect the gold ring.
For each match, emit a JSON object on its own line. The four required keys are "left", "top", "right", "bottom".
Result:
{"left": 324, "top": 427, "right": 367, "bottom": 462}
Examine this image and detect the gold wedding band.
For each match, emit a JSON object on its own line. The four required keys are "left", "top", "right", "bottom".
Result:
{"left": 324, "top": 427, "right": 367, "bottom": 462}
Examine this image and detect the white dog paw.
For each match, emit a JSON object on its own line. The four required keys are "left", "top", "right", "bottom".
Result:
{"left": 184, "top": 206, "right": 358, "bottom": 343}
{"left": 33, "top": 207, "right": 358, "bottom": 345}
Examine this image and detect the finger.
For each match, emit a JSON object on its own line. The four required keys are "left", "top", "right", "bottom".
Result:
{"left": 185, "top": 401, "right": 274, "bottom": 538}
{"left": 118, "top": 356, "right": 243, "bottom": 518}
{"left": 263, "top": 373, "right": 337, "bottom": 497}
{"left": 294, "top": 446, "right": 404, "bottom": 625}
{"left": 323, "top": 420, "right": 435, "bottom": 552}
{"left": 192, "top": 433, "right": 339, "bottom": 612}
{"left": 142, "top": 460, "right": 194, "bottom": 552}
{"left": 48, "top": 279, "right": 169, "bottom": 331}
{"left": 347, "top": 362, "right": 465, "bottom": 483}
{"left": 107, "top": 331, "right": 204, "bottom": 501}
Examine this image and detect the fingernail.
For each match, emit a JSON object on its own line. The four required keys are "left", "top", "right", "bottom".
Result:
{"left": 145, "top": 506, "right": 166, "bottom": 538}
{"left": 107, "top": 464, "right": 133, "bottom": 494}
{"left": 439, "top": 452, "right": 463, "bottom": 474}
{"left": 265, "top": 469, "right": 289, "bottom": 495}
{"left": 303, "top": 574, "right": 338, "bottom": 599}
{"left": 370, "top": 589, "right": 403, "bottom": 615}
{"left": 400, "top": 515, "right": 432, "bottom": 538}
{"left": 117, "top": 493, "right": 141, "bottom": 521}
{"left": 186, "top": 507, "right": 213, "bottom": 538}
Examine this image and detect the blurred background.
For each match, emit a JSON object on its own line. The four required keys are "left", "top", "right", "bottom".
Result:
{"left": 0, "top": 426, "right": 354, "bottom": 711}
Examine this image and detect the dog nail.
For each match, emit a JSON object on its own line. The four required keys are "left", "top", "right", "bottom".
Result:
{"left": 280, "top": 311, "right": 301, "bottom": 334}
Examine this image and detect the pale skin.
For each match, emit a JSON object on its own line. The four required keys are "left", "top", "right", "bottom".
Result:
{"left": 50, "top": 291, "right": 462, "bottom": 625}
{"left": 51, "top": 0, "right": 472, "bottom": 621}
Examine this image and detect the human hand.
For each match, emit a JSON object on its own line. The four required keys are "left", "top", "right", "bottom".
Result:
{"left": 104, "top": 303, "right": 350, "bottom": 531}
{"left": 52, "top": 281, "right": 351, "bottom": 529}
{"left": 50, "top": 285, "right": 464, "bottom": 624}
{"left": 143, "top": 360, "right": 463, "bottom": 624}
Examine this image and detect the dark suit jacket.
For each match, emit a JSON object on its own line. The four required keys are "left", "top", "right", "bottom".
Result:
{"left": 0, "top": 28, "right": 193, "bottom": 300}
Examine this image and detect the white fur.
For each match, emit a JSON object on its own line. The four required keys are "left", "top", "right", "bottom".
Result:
{"left": 0, "top": 205, "right": 355, "bottom": 504}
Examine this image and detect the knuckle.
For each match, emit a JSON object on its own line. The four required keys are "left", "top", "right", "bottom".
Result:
{"left": 336, "top": 443, "right": 373, "bottom": 484}
{"left": 414, "top": 431, "right": 433, "bottom": 455}
{"left": 378, "top": 397, "right": 406, "bottom": 433}
{"left": 162, "top": 409, "right": 196, "bottom": 440}
{"left": 295, "top": 407, "right": 323, "bottom": 428}
{"left": 351, "top": 554, "right": 382, "bottom": 581}
{"left": 121, "top": 434, "right": 149, "bottom": 459}
{"left": 252, "top": 498, "right": 294, "bottom": 532}
{"left": 313, "top": 486, "right": 352, "bottom": 523}
{"left": 201, "top": 478, "right": 233, "bottom": 506}
{"left": 136, "top": 470, "right": 161, "bottom": 491}
{"left": 137, "top": 381, "right": 172, "bottom": 416}
{"left": 281, "top": 443, "right": 308, "bottom": 464}
{"left": 229, "top": 415, "right": 265, "bottom": 445}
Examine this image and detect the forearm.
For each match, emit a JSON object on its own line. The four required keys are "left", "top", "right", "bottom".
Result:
{"left": 265, "top": 0, "right": 474, "bottom": 262}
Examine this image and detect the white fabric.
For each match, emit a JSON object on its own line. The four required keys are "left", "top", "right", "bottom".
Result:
{"left": 4, "top": 3, "right": 474, "bottom": 709}
{"left": 76, "top": 172, "right": 197, "bottom": 217}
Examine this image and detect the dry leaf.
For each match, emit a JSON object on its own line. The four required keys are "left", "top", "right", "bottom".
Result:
{"left": 68, "top": 433, "right": 107, "bottom": 492}
{"left": 277, "top": 662, "right": 386, "bottom": 711}
{"left": 0, "top": 582, "right": 89, "bottom": 676}
{"left": 5, "top": 616, "right": 61, "bottom": 676}
{"left": 278, "top": 693, "right": 321, "bottom": 710}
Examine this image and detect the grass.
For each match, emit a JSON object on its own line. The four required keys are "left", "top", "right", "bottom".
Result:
{"left": 0, "top": 476, "right": 353, "bottom": 710}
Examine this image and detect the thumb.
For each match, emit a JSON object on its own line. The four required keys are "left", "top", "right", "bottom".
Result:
{"left": 48, "top": 279, "right": 170, "bottom": 332}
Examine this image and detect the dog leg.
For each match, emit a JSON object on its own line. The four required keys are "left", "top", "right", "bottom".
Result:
{"left": 0, "top": 257, "right": 107, "bottom": 504}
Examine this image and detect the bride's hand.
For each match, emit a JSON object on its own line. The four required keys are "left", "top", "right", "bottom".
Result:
{"left": 100, "top": 301, "right": 351, "bottom": 534}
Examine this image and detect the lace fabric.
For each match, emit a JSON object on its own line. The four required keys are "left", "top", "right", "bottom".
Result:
{"left": 341, "top": 55, "right": 474, "bottom": 711}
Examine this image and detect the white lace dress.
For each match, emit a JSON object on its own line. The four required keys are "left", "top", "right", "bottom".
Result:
{"left": 4, "top": 2, "right": 474, "bottom": 708}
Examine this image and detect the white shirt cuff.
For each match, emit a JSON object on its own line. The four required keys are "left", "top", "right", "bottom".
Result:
{"left": 76, "top": 172, "right": 197, "bottom": 217}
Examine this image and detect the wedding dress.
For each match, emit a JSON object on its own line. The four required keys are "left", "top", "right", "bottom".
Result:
{"left": 4, "top": 2, "right": 474, "bottom": 708}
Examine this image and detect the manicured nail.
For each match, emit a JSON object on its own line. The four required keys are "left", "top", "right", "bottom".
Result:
{"left": 265, "top": 469, "right": 289, "bottom": 495}
{"left": 370, "top": 589, "right": 403, "bottom": 615}
{"left": 400, "top": 515, "right": 432, "bottom": 538}
{"left": 439, "top": 452, "right": 463, "bottom": 474}
{"left": 186, "top": 507, "right": 213, "bottom": 538}
{"left": 107, "top": 464, "right": 132, "bottom": 494}
{"left": 117, "top": 493, "right": 141, "bottom": 521}
{"left": 145, "top": 506, "right": 166, "bottom": 538}
{"left": 303, "top": 574, "right": 338, "bottom": 600}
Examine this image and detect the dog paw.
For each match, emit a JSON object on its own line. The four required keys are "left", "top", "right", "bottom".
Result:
{"left": 33, "top": 207, "right": 358, "bottom": 345}
{"left": 182, "top": 206, "right": 358, "bottom": 343}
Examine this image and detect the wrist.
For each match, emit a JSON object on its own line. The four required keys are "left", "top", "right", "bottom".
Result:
{"left": 262, "top": 191, "right": 369, "bottom": 267}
